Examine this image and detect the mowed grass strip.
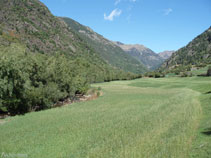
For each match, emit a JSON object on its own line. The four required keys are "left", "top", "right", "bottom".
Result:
{"left": 0, "top": 78, "right": 204, "bottom": 158}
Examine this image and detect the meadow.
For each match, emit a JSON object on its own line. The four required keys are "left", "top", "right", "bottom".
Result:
{"left": 0, "top": 77, "right": 210, "bottom": 158}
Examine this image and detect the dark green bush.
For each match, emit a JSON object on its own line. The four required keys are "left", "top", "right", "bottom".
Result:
{"left": 144, "top": 72, "right": 165, "bottom": 78}
{"left": 97, "top": 91, "right": 101, "bottom": 97}
{"left": 0, "top": 45, "right": 32, "bottom": 114}
{"left": 207, "top": 66, "right": 211, "bottom": 76}
{"left": 0, "top": 44, "right": 90, "bottom": 115}
{"left": 180, "top": 72, "right": 192, "bottom": 77}
{"left": 0, "top": 43, "right": 139, "bottom": 115}
{"left": 154, "top": 72, "right": 161, "bottom": 78}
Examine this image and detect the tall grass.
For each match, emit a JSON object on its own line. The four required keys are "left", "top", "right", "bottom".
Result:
{"left": 0, "top": 77, "right": 210, "bottom": 158}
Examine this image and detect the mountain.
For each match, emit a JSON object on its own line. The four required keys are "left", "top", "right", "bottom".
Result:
{"left": 62, "top": 17, "right": 148, "bottom": 74}
{"left": 161, "top": 27, "right": 211, "bottom": 71}
{"left": 0, "top": 0, "right": 142, "bottom": 84}
{"left": 158, "top": 51, "right": 174, "bottom": 60}
{"left": 114, "top": 42, "right": 164, "bottom": 70}
{"left": 0, "top": 0, "right": 100, "bottom": 58}
{"left": 0, "top": 0, "right": 142, "bottom": 115}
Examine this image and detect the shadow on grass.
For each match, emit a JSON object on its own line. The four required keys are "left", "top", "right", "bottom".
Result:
{"left": 202, "top": 128, "right": 211, "bottom": 136}
{"left": 204, "top": 91, "right": 211, "bottom": 94}
{"left": 0, "top": 113, "right": 8, "bottom": 119}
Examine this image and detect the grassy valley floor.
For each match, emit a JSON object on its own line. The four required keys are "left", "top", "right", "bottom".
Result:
{"left": 0, "top": 77, "right": 210, "bottom": 158}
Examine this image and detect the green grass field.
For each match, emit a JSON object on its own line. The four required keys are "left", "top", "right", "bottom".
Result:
{"left": 0, "top": 77, "right": 211, "bottom": 158}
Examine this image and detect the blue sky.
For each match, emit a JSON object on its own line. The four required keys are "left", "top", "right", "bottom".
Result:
{"left": 40, "top": 0, "right": 211, "bottom": 53}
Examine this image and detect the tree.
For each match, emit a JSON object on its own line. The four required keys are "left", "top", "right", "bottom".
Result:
{"left": 207, "top": 66, "right": 211, "bottom": 76}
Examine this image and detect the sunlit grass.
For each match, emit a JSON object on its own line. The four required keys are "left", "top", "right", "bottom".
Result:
{"left": 0, "top": 77, "right": 210, "bottom": 158}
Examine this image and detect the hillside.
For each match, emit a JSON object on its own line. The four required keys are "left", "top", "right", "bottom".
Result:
{"left": 161, "top": 27, "right": 211, "bottom": 71}
{"left": 114, "top": 42, "right": 164, "bottom": 70}
{"left": 0, "top": 0, "right": 141, "bottom": 115}
{"left": 0, "top": 0, "right": 105, "bottom": 65}
{"left": 62, "top": 17, "right": 148, "bottom": 74}
{"left": 0, "top": 0, "right": 83, "bottom": 55}
{"left": 0, "top": 0, "right": 141, "bottom": 81}
{"left": 158, "top": 51, "right": 174, "bottom": 60}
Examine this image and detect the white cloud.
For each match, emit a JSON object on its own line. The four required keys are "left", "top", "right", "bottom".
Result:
{"left": 115, "top": 0, "right": 121, "bottom": 5}
{"left": 104, "top": 9, "right": 122, "bottom": 21}
{"left": 164, "top": 8, "right": 173, "bottom": 15}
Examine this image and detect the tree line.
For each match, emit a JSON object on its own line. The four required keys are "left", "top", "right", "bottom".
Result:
{"left": 0, "top": 43, "right": 140, "bottom": 115}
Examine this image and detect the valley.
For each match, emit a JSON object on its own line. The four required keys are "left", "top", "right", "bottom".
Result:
{"left": 0, "top": 77, "right": 210, "bottom": 157}
{"left": 0, "top": 0, "right": 210, "bottom": 157}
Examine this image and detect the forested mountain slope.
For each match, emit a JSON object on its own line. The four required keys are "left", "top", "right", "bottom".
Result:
{"left": 161, "top": 27, "right": 211, "bottom": 71}
{"left": 62, "top": 17, "right": 148, "bottom": 74}
{"left": 0, "top": 0, "right": 107, "bottom": 63}
{"left": 0, "top": 0, "right": 140, "bottom": 115}
{"left": 0, "top": 0, "right": 140, "bottom": 81}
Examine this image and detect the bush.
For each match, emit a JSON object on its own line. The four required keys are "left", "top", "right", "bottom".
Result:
{"left": 144, "top": 72, "right": 154, "bottom": 78}
{"left": 0, "top": 43, "right": 138, "bottom": 115}
{"left": 207, "top": 66, "right": 211, "bottom": 76}
{"left": 97, "top": 91, "right": 101, "bottom": 97}
{"left": 154, "top": 72, "right": 161, "bottom": 78}
{"left": 180, "top": 72, "right": 192, "bottom": 77}
{"left": 0, "top": 45, "right": 32, "bottom": 114}
{"left": 144, "top": 72, "right": 165, "bottom": 78}
{"left": 0, "top": 44, "right": 90, "bottom": 115}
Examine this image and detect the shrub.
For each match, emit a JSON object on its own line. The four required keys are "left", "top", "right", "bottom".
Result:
{"left": 144, "top": 72, "right": 165, "bottom": 78}
{"left": 154, "top": 72, "right": 161, "bottom": 78}
{"left": 144, "top": 72, "right": 154, "bottom": 78}
{"left": 97, "top": 91, "right": 101, "bottom": 97}
{"left": 174, "top": 71, "right": 180, "bottom": 75}
{"left": 0, "top": 44, "right": 90, "bottom": 115}
{"left": 180, "top": 72, "right": 192, "bottom": 77}
{"left": 0, "top": 43, "right": 139, "bottom": 115}
{"left": 207, "top": 66, "right": 211, "bottom": 76}
{"left": 0, "top": 45, "right": 32, "bottom": 114}
{"left": 180, "top": 72, "right": 188, "bottom": 77}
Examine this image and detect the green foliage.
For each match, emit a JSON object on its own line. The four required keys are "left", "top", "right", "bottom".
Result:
{"left": 180, "top": 71, "right": 193, "bottom": 77}
{"left": 62, "top": 17, "right": 148, "bottom": 74}
{"left": 97, "top": 91, "right": 101, "bottom": 97}
{"left": 0, "top": 44, "right": 88, "bottom": 114}
{"left": 161, "top": 27, "right": 211, "bottom": 72}
{"left": 144, "top": 72, "right": 165, "bottom": 78}
{"left": 180, "top": 72, "right": 188, "bottom": 77}
{"left": 0, "top": 43, "right": 139, "bottom": 115}
{"left": 154, "top": 72, "right": 161, "bottom": 78}
{"left": 0, "top": 0, "right": 142, "bottom": 114}
{"left": 207, "top": 66, "right": 211, "bottom": 76}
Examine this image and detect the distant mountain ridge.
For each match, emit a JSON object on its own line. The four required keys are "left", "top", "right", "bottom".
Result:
{"left": 114, "top": 42, "right": 164, "bottom": 70}
{"left": 62, "top": 17, "right": 148, "bottom": 74}
{"left": 158, "top": 51, "right": 174, "bottom": 60}
{"left": 161, "top": 27, "right": 211, "bottom": 71}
